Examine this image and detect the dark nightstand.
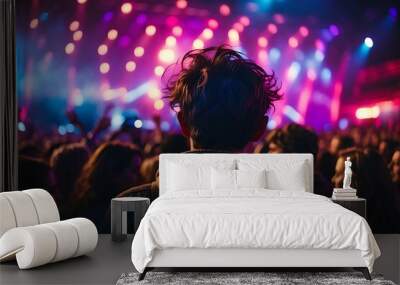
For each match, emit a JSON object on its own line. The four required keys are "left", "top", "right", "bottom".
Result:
{"left": 331, "top": 198, "right": 366, "bottom": 219}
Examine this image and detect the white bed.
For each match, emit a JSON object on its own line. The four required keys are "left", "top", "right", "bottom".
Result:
{"left": 131, "top": 154, "right": 380, "bottom": 280}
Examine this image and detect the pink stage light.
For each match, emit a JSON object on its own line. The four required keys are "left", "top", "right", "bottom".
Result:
{"left": 356, "top": 106, "right": 380, "bottom": 119}
{"left": 239, "top": 16, "right": 250, "bottom": 26}
{"left": 97, "top": 44, "right": 108, "bottom": 55}
{"left": 121, "top": 2, "right": 133, "bottom": 14}
{"left": 267, "top": 23, "right": 278, "bottom": 34}
{"left": 158, "top": 48, "right": 176, "bottom": 63}
{"left": 65, "top": 43, "right": 75, "bottom": 54}
{"left": 107, "top": 29, "right": 118, "bottom": 40}
{"left": 307, "top": 69, "right": 317, "bottom": 80}
{"left": 257, "top": 36, "right": 268, "bottom": 48}
{"left": 202, "top": 28, "right": 214, "bottom": 40}
{"left": 69, "top": 21, "right": 80, "bottom": 32}
{"left": 273, "top": 14, "right": 285, "bottom": 24}
{"left": 73, "top": 30, "right": 83, "bottom": 41}
{"left": 192, "top": 38, "right": 204, "bottom": 49}
{"left": 148, "top": 86, "right": 161, "bottom": 99}
{"left": 258, "top": 50, "right": 268, "bottom": 62}
{"left": 219, "top": 4, "right": 231, "bottom": 16}
{"left": 208, "top": 19, "right": 219, "bottom": 29}
{"left": 145, "top": 25, "right": 157, "bottom": 36}
{"left": 77, "top": 0, "right": 87, "bottom": 4}
{"left": 99, "top": 62, "right": 110, "bottom": 74}
{"left": 125, "top": 61, "right": 136, "bottom": 72}
{"left": 166, "top": 16, "right": 178, "bottom": 27}
{"left": 172, "top": 26, "right": 183, "bottom": 37}
{"left": 233, "top": 23, "right": 244, "bottom": 32}
{"left": 315, "top": 39, "right": 325, "bottom": 51}
{"left": 134, "top": 46, "right": 144, "bottom": 57}
{"left": 288, "top": 36, "right": 298, "bottom": 48}
{"left": 176, "top": 0, "right": 188, "bottom": 9}
{"left": 165, "top": 36, "right": 177, "bottom": 47}
{"left": 154, "top": 66, "right": 165, "bottom": 76}
{"left": 228, "top": 29, "right": 240, "bottom": 43}
{"left": 299, "top": 26, "right": 309, "bottom": 37}
{"left": 154, "top": 99, "right": 165, "bottom": 110}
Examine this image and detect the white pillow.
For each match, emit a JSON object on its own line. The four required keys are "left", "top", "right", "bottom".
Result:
{"left": 238, "top": 160, "right": 307, "bottom": 191}
{"left": 236, "top": 169, "right": 267, "bottom": 188}
{"left": 211, "top": 168, "right": 236, "bottom": 189}
{"left": 211, "top": 169, "right": 267, "bottom": 190}
{"left": 167, "top": 162, "right": 211, "bottom": 191}
{"left": 266, "top": 166, "right": 306, "bottom": 191}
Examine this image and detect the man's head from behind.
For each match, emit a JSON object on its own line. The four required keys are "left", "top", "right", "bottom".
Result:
{"left": 165, "top": 46, "right": 281, "bottom": 151}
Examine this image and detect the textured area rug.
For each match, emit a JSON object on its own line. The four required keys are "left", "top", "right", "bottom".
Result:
{"left": 117, "top": 272, "right": 395, "bottom": 285}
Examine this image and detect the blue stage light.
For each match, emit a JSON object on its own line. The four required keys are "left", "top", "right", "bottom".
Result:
{"left": 321, "top": 67, "right": 332, "bottom": 83}
{"left": 339, "top": 118, "right": 349, "bottom": 130}
{"left": 287, "top": 62, "right": 301, "bottom": 81}
{"left": 269, "top": 48, "right": 281, "bottom": 62}
{"left": 18, "top": 122, "right": 26, "bottom": 132}
{"left": 364, "top": 37, "right": 373, "bottom": 48}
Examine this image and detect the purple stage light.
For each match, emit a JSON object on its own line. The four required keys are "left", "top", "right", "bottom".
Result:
{"left": 389, "top": 7, "right": 397, "bottom": 18}
{"left": 119, "top": 35, "right": 131, "bottom": 47}
{"left": 136, "top": 14, "right": 147, "bottom": 25}
{"left": 321, "top": 29, "right": 333, "bottom": 41}
{"left": 338, "top": 118, "right": 349, "bottom": 130}
{"left": 329, "top": 25, "right": 340, "bottom": 36}
{"left": 103, "top": 12, "right": 113, "bottom": 22}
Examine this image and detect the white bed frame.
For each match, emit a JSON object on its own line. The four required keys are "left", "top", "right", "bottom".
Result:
{"left": 139, "top": 154, "right": 371, "bottom": 280}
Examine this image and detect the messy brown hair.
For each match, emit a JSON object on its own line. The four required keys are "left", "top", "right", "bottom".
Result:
{"left": 164, "top": 45, "right": 281, "bottom": 151}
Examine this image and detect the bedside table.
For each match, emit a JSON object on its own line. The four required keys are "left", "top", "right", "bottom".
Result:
{"left": 111, "top": 197, "right": 150, "bottom": 242}
{"left": 331, "top": 198, "right": 366, "bottom": 219}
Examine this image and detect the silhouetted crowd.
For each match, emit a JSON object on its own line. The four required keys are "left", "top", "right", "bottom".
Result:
{"left": 17, "top": 114, "right": 400, "bottom": 234}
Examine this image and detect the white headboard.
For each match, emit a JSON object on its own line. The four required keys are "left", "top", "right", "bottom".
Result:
{"left": 159, "top": 153, "right": 314, "bottom": 195}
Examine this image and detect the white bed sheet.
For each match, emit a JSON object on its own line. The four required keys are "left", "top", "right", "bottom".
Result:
{"left": 131, "top": 190, "right": 380, "bottom": 273}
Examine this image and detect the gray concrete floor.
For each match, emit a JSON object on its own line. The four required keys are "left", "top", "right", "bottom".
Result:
{"left": 0, "top": 235, "right": 134, "bottom": 285}
{"left": 1, "top": 234, "right": 399, "bottom": 285}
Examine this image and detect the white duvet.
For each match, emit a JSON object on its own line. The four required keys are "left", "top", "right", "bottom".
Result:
{"left": 131, "top": 190, "right": 380, "bottom": 273}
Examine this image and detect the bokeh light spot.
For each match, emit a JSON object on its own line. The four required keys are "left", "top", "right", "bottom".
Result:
{"left": 97, "top": 44, "right": 108, "bottom": 55}
{"left": 125, "top": 61, "right": 136, "bottom": 72}
{"left": 228, "top": 29, "right": 239, "bottom": 43}
{"left": 145, "top": 25, "right": 157, "bottom": 36}
{"left": 73, "top": 30, "right": 83, "bottom": 41}
{"left": 208, "top": 19, "right": 219, "bottom": 29}
{"left": 99, "top": 62, "right": 110, "bottom": 74}
{"left": 154, "top": 99, "right": 165, "bottom": 110}
{"left": 65, "top": 42, "right": 75, "bottom": 54}
{"left": 30, "top": 18, "right": 39, "bottom": 29}
{"left": 154, "top": 65, "right": 165, "bottom": 76}
{"left": 257, "top": 36, "right": 268, "bottom": 48}
{"left": 288, "top": 36, "right": 298, "bottom": 48}
{"left": 134, "top": 46, "right": 145, "bottom": 57}
{"left": 107, "top": 29, "right": 118, "bottom": 40}
{"left": 176, "top": 0, "right": 187, "bottom": 9}
{"left": 267, "top": 23, "right": 278, "bottom": 34}
{"left": 69, "top": 21, "right": 80, "bottom": 32}
{"left": 299, "top": 26, "right": 309, "bottom": 37}
{"left": 165, "top": 36, "right": 177, "bottom": 47}
{"left": 172, "top": 26, "right": 183, "bottom": 37}
{"left": 192, "top": 38, "right": 204, "bottom": 49}
{"left": 219, "top": 4, "right": 230, "bottom": 16}
{"left": 158, "top": 48, "right": 176, "bottom": 63}
{"left": 202, "top": 28, "right": 214, "bottom": 40}
{"left": 121, "top": 2, "right": 133, "bottom": 14}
